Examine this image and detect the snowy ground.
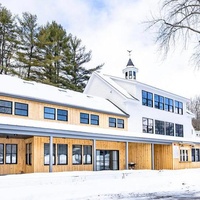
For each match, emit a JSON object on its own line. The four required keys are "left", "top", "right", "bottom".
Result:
{"left": 1, "top": 169, "right": 200, "bottom": 200}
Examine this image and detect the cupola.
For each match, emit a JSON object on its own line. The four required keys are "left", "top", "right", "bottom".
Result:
{"left": 122, "top": 50, "right": 138, "bottom": 80}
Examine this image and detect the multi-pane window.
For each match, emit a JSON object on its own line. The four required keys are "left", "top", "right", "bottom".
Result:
{"left": 57, "top": 109, "right": 68, "bottom": 121}
{"left": 155, "top": 120, "right": 165, "bottom": 135}
{"left": 180, "top": 149, "right": 188, "bottom": 162}
{"left": 44, "top": 143, "right": 56, "bottom": 165}
{"left": 166, "top": 122, "right": 174, "bottom": 136}
{"left": 165, "top": 98, "right": 174, "bottom": 112}
{"left": 0, "top": 100, "right": 12, "bottom": 114}
{"left": 91, "top": 114, "right": 99, "bottom": 125}
{"left": 109, "top": 117, "right": 116, "bottom": 127}
{"left": 15, "top": 102, "right": 28, "bottom": 116}
{"left": 83, "top": 145, "right": 92, "bottom": 164}
{"left": 142, "top": 118, "right": 154, "bottom": 133}
{"left": 72, "top": 145, "right": 82, "bottom": 165}
{"left": 80, "top": 113, "right": 89, "bottom": 124}
{"left": 26, "top": 143, "right": 32, "bottom": 165}
{"left": 154, "top": 94, "right": 164, "bottom": 110}
{"left": 175, "top": 124, "right": 184, "bottom": 137}
{"left": 6, "top": 144, "right": 17, "bottom": 164}
{"left": 57, "top": 144, "right": 68, "bottom": 165}
{"left": 0, "top": 144, "right": 4, "bottom": 164}
{"left": 192, "top": 148, "right": 200, "bottom": 162}
{"left": 117, "top": 119, "right": 124, "bottom": 128}
{"left": 175, "top": 101, "right": 183, "bottom": 115}
{"left": 44, "top": 107, "right": 55, "bottom": 120}
{"left": 142, "top": 91, "right": 153, "bottom": 107}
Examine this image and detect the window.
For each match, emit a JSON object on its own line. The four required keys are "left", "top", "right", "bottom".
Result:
{"left": 72, "top": 145, "right": 82, "bottom": 165}
{"left": 6, "top": 144, "right": 17, "bottom": 164}
{"left": 26, "top": 143, "right": 32, "bottom": 165}
{"left": 109, "top": 117, "right": 116, "bottom": 127}
{"left": 15, "top": 102, "right": 28, "bottom": 116}
{"left": 0, "top": 100, "right": 12, "bottom": 114}
{"left": 44, "top": 143, "right": 56, "bottom": 165}
{"left": 155, "top": 120, "right": 165, "bottom": 135}
{"left": 117, "top": 119, "right": 124, "bottom": 128}
{"left": 166, "top": 122, "right": 174, "bottom": 136}
{"left": 154, "top": 94, "right": 164, "bottom": 110}
{"left": 180, "top": 149, "right": 188, "bottom": 162}
{"left": 83, "top": 145, "right": 92, "bottom": 164}
{"left": 165, "top": 98, "right": 174, "bottom": 112}
{"left": 175, "top": 101, "right": 183, "bottom": 115}
{"left": 80, "top": 113, "right": 89, "bottom": 124}
{"left": 0, "top": 144, "right": 4, "bottom": 164}
{"left": 175, "top": 124, "right": 184, "bottom": 137}
{"left": 142, "top": 90, "right": 153, "bottom": 107}
{"left": 192, "top": 149, "right": 200, "bottom": 162}
{"left": 91, "top": 114, "right": 99, "bottom": 125}
{"left": 57, "top": 109, "right": 68, "bottom": 121}
{"left": 57, "top": 144, "right": 68, "bottom": 165}
{"left": 143, "top": 118, "right": 154, "bottom": 133}
{"left": 44, "top": 107, "right": 55, "bottom": 120}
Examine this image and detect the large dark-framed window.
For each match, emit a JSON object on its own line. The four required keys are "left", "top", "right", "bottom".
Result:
{"left": 6, "top": 144, "right": 17, "bottom": 164}
{"left": 83, "top": 145, "right": 92, "bottom": 164}
{"left": 175, "top": 124, "right": 184, "bottom": 137}
{"left": 165, "top": 98, "right": 174, "bottom": 112}
{"left": 142, "top": 90, "right": 153, "bottom": 107}
{"left": 165, "top": 122, "right": 174, "bottom": 136}
{"left": 180, "top": 149, "right": 188, "bottom": 162}
{"left": 192, "top": 148, "right": 200, "bottom": 162}
{"left": 0, "top": 100, "right": 12, "bottom": 114}
{"left": 80, "top": 113, "right": 89, "bottom": 124}
{"left": 175, "top": 101, "right": 183, "bottom": 115}
{"left": 155, "top": 120, "right": 165, "bottom": 135}
{"left": 109, "top": 117, "right": 116, "bottom": 127}
{"left": 26, "top": 143, "right": 32, "bottom": 165}
{"left": 57, "top": 109, "right": 68, "bottom": 121}
{"left": 72, "top": 145, "right": 82, "bottom": 165}
{"left": 143, "top": 118, "right": 154, "bottom": 133}
{"left": 57, "top": 144, "right": 68, "bottom": 165}
{"left": 91, "top": 114, "right": 99, "bottom": 125}
{"left": 15, "top": 102, "right": 28, "bottom": 116}
{"left": 44, "top": 107, "right": 55, "bottom": 120}
{"left": 0, "top": 144, "right": 4, "bottom": 164}
{"left": 117, "top": 119, "right": 124, "bottom": 129}
{"left": 154, "top": 94, "right": 164, "bottom": 110}
{"left": 44, "top": 143, "right": 56, "bottom": 165}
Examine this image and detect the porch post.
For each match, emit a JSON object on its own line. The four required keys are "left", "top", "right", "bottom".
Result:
{"left": 126, "top": 141, "right": 129, "bottom": 169}
{"left": 93, "top": 139, "right": 96, "bottom": 171}
{"left": 151, "top": 143, "right": 154, "bottom": 170}
{"left": 49, "top": 136, "right": 53, "bottom": 173}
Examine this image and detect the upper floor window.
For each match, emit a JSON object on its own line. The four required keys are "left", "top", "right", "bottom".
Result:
{"left": 80, "top": 113, "right": 89, "bottom": 124}
{"left": 154, "top": 94, "right": 164, "bottom": 110}
{"left": 142, "top": 91, "right": 153, "bottom": 107}
{"left": 15, "top": 102, "right": 28, "bottom": 116}
{"left": 117, "top": 119, "right": 124, "bottom": 128}
{"left": 0, "top": 144, "right": 4, "bottom": 164}
{"left": 57, "top": 144, "right": 68, "bottom": 165}
{"left": 165, "top": 122, "right": 174, "bottom": 136}
{"left": 165, "top": 98, "right": 174, "bottom": 112}
{"left": 26, "top": 143, "right": 32, "bottom": 165}
{"left": 91, "top": 114, "right": 99, "bottom": 125}
{"left": 83, "top": 145, "right": 92, "bottom": 164}
{"left": 175, "top": 124, "right": 184, "bottom": 137}
{"left": 143, "top": 118, "right": 153, "bottom": 133}
{"left": 175, "top": 101, "right": 183, "bottom": 115}
{"left": 57, "top": 109, "right": 68, "bottom": 121}
{"left": 6, "top": 144, "right": 17, "bottom": 164}
{"left": 109, "top": 117, "right": 116, "bottom": 127}
{"left": 192, "top": 148, "right": 200, "bottom": 162}
{"left": 0, "top": 100, "right": 12, "bottom": 114}
{"left": 155, "top": 120, "right": 165, "bottom": 135}
{"left": 180, "top": 149, "right": 188, "bottom": 162}
{"left": 44, "top": 107, "right": 55, "bottom": 120}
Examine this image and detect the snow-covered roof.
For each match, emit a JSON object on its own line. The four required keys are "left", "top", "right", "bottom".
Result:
{"left": 0, "top": 75, "right": 127, "bottom": 116}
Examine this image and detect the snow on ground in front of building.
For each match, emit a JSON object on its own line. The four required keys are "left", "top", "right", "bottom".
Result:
{"left": 1, "top": 169, "right": 200, "bottom": 200}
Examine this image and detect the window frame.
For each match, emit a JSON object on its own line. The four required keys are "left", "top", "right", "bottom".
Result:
{"left": 44, "top": 143, "right": 56, "bottom": 165}
{"left": 83, "top": 145, "right": 92, "bottom": 165}
{"left": 142, "top": 90, "right": 153, "bottom": 107}
{"left": 165, "top": 122, "right": 174, "bottom": 136}
{"left": 180, "top": 149, "right": 188, "bottom": 162}
{"left": 175, "top": 101, "right": 183, "bottom": 115}
{"left": 57, "top": 144, "right": 68, "bottom": 165}
{"left": 109, "top": 117, "right": 116, "bottom": 128}
{"left": 175, "top": 124, "right": 184, "bottom": 137}
{"left": 192, "top": 148, "right": 200, "bottom": 162}
{"left": 0, "top": 100, "right": 12, "bottom": 114}
{"left": 80, "top": 113, "right": 89, "bottom": 124}
{"left": 165, "top": 97, "right": 174, "bottom": 112}
{"left": 26, "top": 143, "right": 32, "bottom": 165}
{"left": 117, "top": 119, "right": 124, "bottom": 129}
{"left": 72, "top": 145, "right": 82, "bottom": 165}
{"left": 142, "top": 117, "right": 154, "bottom": 133}
{"left": 91, "top": 114, "right": 99, "bottom": 125}
{"left": 0, "top": 143, "right": 4, "bottom": 164}
{"left": 154, "top": 94, "right": 164, "bottom": 110}
{"left": 155, "top": 120, "right": 165, "bottom": 135}
{"left": 57, "top": 109, "right": 68, "bottom": 121}
{"left": 6, "top": 144, "right": 17, "bottom": 164}
{"left": 44, "top": 107, "right": 56, "bottom": 120}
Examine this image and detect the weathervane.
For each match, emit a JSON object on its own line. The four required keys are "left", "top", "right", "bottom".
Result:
{"left": 127, "top": 50, "right": 132, "bottom": 57}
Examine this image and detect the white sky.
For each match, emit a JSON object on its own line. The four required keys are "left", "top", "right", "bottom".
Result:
{"left": 1, "top": 0, "right": 200, "bottom": 99}
{"left": 1, "top": 169, "right": 200, "bottom": 199}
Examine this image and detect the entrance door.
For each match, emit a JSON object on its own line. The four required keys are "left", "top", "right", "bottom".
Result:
{"left": 96, "top": 150, "right": 119, "bottom": 171}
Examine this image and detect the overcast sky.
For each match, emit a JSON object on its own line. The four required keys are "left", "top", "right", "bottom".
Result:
{"left": 1, "top": 0, "right": 200, "bottom": 99}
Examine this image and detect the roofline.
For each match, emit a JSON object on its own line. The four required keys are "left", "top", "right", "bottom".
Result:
{"left": 0, "top": 92, "right": 128, "bottom": 118}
